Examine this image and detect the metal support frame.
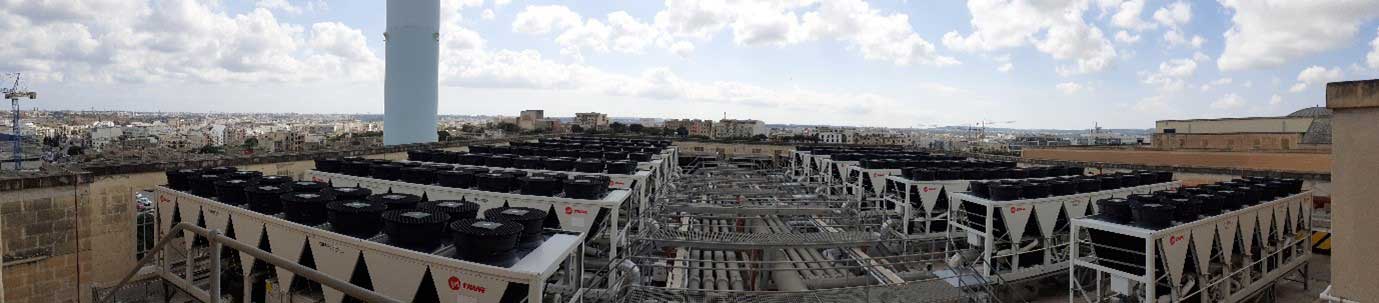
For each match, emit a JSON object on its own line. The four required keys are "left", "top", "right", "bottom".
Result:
{"left": 97, "top": 222, "right": 401, "bottom": 303}
{"left": 1069, "top": 192, "right": 1314, "bottom": 303}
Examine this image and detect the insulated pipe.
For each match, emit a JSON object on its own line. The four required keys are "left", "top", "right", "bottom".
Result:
{"left": 766, "top": 248, "right": 808, "bottom": 291}
{"left": 384, "top": 0, "right": 439, "bottom": 145}
{"left": 717, "top": 218, "right": 739, "bottom": 290}
{"left": 754, "top": 220, "right": 808, "bottom": 291}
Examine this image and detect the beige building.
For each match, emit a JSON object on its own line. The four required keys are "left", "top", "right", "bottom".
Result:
{"left": 1152, "top": 107, "right": 1331, "bottom": 151}
{"left": 575, "top": 112, "right": 609, "bottom": 131}
{"left": 713, "top": 119, "right": 766, "bottom": 138}
{"left": 517, "top": 110, "right": 544, "bottom": 130}
{"left": 664, "top": 119, "right": 713, "bottom": 137}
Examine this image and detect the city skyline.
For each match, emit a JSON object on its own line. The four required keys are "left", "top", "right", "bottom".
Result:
{"left": 5, "top": 0, "right": 1376, "bottom": 129}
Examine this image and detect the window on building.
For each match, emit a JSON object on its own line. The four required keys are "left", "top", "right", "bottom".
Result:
{"left": 1282, "top": 138, "right": 1292, "bottom": 150}
{"left": 693, "top": 147, "right": 704, "bottom": 151}
{"left": 752, "top": 148, "right": 762, "bottom": 154}
{"left": 1163, "top": 128, "right": 1176, "bottom": 134}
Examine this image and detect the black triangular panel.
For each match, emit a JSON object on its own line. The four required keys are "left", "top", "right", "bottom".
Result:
{"left": 934, "top": 188, "right": 949, "bottom": 211}
{"left": 544, "top": 205, "right": 562, "bottom": 229}
{"left": 289, "top": 239, "right": 321, "bottom": 293}
{"left": 170, "top": 203, "right": 183, "bottom": 226}
{"left": 252, "top": 227, "right": 274, "bottom": 272}
{"left": 1052, "top": 205, "right": 1071, "bottom": 237}
{"left": 502, "top": 200, "right": 511, "bottom": 208}
{"left": 222, "top": 216, "right": 238, "bottom": 257}
{"left": 412, "top": 268, "right": 441, "bottom": 303}
{"left": 421, "top": 192, "right": 429, "bottom": 202}
{"left": 343, "top": 252, "right": 375, "bottom": 303}
{"left": 498, "top": 283, "right": 530, "bottom": 303}
{"left": 193, "top": 209, "right": 209, "bottom": 247}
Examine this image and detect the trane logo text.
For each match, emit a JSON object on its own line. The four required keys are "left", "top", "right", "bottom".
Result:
{"left": 565, "top": 206, "right": 589, "bottom": 215}
{"left": 1169, "top": 235, "right": 1185, "bottom": 246}
{"left": 449, "top": 276, "right": 487, "bottom": 293}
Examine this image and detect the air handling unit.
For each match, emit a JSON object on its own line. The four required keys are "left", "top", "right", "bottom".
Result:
{"left": 384, "top": 0, "right": 439, "bottom": 145}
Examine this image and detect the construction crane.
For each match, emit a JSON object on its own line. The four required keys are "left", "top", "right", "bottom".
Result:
{"left": 3, "top": 73, "right": 37, "bottom": 170}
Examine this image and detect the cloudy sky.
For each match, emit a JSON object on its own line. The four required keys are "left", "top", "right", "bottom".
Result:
{"left": 4, "top": 0, "right": 1379, "bottom": 129}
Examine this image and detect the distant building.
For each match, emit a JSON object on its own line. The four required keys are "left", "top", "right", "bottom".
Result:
{"left": 664, "top": 119, "right": 714, "bottom": 137}
{"left": 1152, "top": 107, "right": 1331, "bottom": 151}
{"left": 575, "top": 112, "right": 609, "bottom": 131}
{"left": 518, "top": 110, "right": 544, "bottom": 130}
{"left": 1007, "top": 135, "right": 1071, "bottom": 151}
{"left": 815, "top": 127, "right": 851, "bottom": 144}
{"left": 638, "top": 118, "right": 661, "bottom": 127}
{"left": 714, "top": 119, "right": 766, "bottom": 138}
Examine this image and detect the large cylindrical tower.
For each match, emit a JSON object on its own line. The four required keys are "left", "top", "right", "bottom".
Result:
{"left": 384, "top": 0, "right": 440, "bottom": 145}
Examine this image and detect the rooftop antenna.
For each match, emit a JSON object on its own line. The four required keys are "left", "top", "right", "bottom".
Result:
{"left": 3, "top": 73, "right": 37, "bottom": 170}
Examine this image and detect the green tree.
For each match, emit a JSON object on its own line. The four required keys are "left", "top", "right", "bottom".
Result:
{"left": 438, "top": 130, "right": 452, "bottom": 141}
{"left": 629, "top": 123, "right": 644, "bottom": 133}
{"left": 66, "top": 146, "right": 83, "bottom": 156}
{"left": 675, "top": 127, "right": 689, "bottom": 137}
{"left": 571, "top": 124, "right": 585, "bottom": 133}
{"left": 241, "top": 137, "right": 259, "bottom": 151}
{"left": 196, "top": 144, "right": 223, "bottom": 154}
{"left": 610, "top": 122, "right": 627, "bottom": 133}
{"left": 497, "top": 122, "right": 520, "bottom": 133}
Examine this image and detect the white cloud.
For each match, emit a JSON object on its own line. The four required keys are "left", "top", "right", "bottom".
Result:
{"left": 1369, "top": 27, "right": 1379, "bottom": 69}
{"left": 0, "top": 0, "right": 380, "bottom": 84}
{"left": 1151, "top": 1, "right": 1190, "bottom": 28}
{"left": 1211, "top": 93, "right": 1245, "bottom": 109}
{"left": 994, "top": 54, "right": 1013, "bottom": 72}
{"left": 943, "top": 0, "right": 1116, "bottom": 74}
{"left": 1114, "top": 30, "right": 1140, "bottom": 44}
{"left": 512, "top": 5, "right": 583, "bottom": 34}
{"left": 439, "top": 6, "right": 942, "bottom": 123}
{"left": 1110, "top": 0, "right": 1156, "bottom": 31}
{"left": 1133, "top": 95, "right": 1170, "bottom": 113}
{"left": 1192, "top": 51, "right": 1210, "bottom": 62}
{"left": 1163, "top": 30, "right": 1203, "bottom": 48}
{"left": 798, "top": 0, "right": 959, "bottom": 66}
{"left": 1218, "top": 0, "right": 1379, "bottom": 71}
{"left": 653, "top": 0, "right": 735, "bottom": 40}
{"left": 1270, "top": 94, "right": 1283, "bottom": 105}
{"left": 510, "top": 1, "right": 957, "bottom": 66}
{"left": 1056, "top": 82, "right": 1085, "bottom": 94}
{"left": 494, "top": 0, "right": 512, "bottom": 8}
{"left": 482, "top": 9, "right": 495, "bottom": 20}
{"left": 1289, "top": 65, "right": 1344, "bottom": 92}
{"left": 256, "top": 0, "right": 328, "bottom": 15}
{"left": 1200, "top": 77, "right": 1232, "bottom": 91}
{"left": 1243, "top": 80, "right": 1253, "bottom": 88}
{"left": 730, "top": 2, "right": 804, "bottom": 46}
{"left": 514, "top": 6, "right": 686, "bottom": 60}
{"left": 1142, "top": 58, "right": 1197, "bottom": 92}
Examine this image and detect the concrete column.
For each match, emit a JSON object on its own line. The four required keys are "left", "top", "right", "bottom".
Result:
{"left": 1324, "top": 80, "right": 1379, "bottom": 300}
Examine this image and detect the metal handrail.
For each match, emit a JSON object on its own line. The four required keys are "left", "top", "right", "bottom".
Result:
{"left": 97, "top": 222, "right": 402, "bottom": 303}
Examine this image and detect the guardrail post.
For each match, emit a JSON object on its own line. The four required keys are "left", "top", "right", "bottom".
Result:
{"left": 209, "top": 229, "right": 222, "bottom": 303}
